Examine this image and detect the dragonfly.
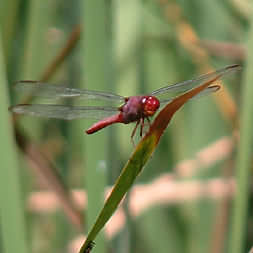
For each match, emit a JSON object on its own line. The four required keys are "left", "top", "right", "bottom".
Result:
{"left": 10, "top": 64, "right": 240, "bottom": 139}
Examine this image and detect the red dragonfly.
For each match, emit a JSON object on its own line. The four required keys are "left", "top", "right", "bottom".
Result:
{"left": 10, "top": 65, "right": 240, "bottom": 139}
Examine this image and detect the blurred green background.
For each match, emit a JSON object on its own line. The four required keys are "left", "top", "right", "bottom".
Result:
{"left": 1, "top": 0, "right": 253, "bottom": 252}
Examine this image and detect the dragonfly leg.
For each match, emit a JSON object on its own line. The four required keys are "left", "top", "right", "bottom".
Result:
{"left": 140, "top": 117, "right": 145, "bottom": 137}
{"left": 131, "top": 120, "right": 140, "bottom": 143}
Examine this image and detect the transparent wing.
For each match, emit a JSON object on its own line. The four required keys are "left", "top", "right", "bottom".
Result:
{"left": 159, "top": 85, "right": 220, "bottom": 105}
{"left": 150, "top": 64, "right": 241, "bottom": 102}
{"left": 10, "top": 104, "right": 119, "bottom": 120}
{"left": 14, "top": 81, "right": 125, "bottom": 102}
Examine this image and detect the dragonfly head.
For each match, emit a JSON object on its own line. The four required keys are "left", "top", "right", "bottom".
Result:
{"left": 142, "top": 96, "right": 160, "bottom": 116}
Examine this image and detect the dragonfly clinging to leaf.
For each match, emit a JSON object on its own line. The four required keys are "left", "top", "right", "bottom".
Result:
{"left": 10, "top": 64, "right": 240, "bottom": 139}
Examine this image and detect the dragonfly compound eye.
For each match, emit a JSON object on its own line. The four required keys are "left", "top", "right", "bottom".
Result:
{"left": 142, "top": 96, "right": 160, "bottom": 116}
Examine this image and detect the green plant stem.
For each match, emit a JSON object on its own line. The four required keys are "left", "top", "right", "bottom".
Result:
{"left": 0, "top": 31, "right": 29, "bottom": 253}
{"left": 229, "top": 15, "right": 253, "bottom": 253}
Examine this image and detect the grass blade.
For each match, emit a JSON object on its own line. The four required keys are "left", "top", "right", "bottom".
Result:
{"left": 229, "top": 17, "right": 253, "bottom": 253}
{"left": 0, "top": 31, "right": 29, "bottom": 253}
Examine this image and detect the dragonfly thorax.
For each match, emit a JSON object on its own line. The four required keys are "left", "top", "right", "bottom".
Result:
{"left": 120, "top": 96, "right": 160, "bottom": 124}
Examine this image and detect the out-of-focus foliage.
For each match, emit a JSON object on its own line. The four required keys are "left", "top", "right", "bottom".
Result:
{"left": 0, "top": 0, "right": 252, "bottom": 253}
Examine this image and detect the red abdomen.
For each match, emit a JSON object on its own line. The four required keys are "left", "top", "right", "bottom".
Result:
{"left": 86, "top": 113, "right": 123, "bottom": 134}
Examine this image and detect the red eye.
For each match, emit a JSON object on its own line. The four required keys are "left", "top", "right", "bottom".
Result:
{"left": 142, "top": 96, "right": 160, "bottom": 116}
